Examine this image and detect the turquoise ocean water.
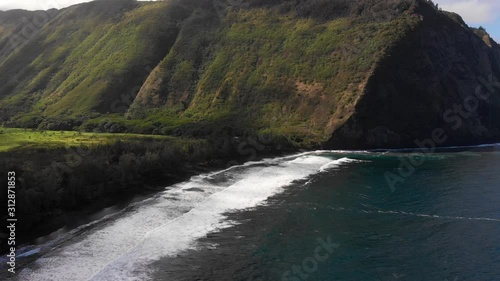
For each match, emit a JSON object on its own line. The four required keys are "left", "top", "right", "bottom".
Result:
{"left": 9, "top": 145, "right": 500, "bottom": 281}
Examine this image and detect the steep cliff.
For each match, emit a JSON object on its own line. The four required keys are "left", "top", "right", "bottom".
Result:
{"left": 0, "top": 0, "right": 499, "bottom": 148}
{"left": 0, "top": 0, "right": 182, "bottom": 128}
{"left": 326, "top": 2, "right": 500, "bottom": 148}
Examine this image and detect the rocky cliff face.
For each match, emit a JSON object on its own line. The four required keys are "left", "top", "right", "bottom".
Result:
{"left": 0, "top": 0, "right": 499, "bottom": 149}
{"left": 326, "top": 2, "right": 500, "bottom": 148}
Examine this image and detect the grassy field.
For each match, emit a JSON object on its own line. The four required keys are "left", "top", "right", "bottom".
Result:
{"left": 0, "top": 125, "right": 221, "bottom": 239}
{"left": 0, "top": 127, "right": 173, "bottom": 152}
{"left": 0, "top": 0, "right": 422, "bottom": 148}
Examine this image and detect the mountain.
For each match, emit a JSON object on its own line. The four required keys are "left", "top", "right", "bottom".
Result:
{"left": 0, "top": 0, "right": 499, "bottom": 149}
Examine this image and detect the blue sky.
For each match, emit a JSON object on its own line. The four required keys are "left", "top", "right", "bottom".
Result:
{"left": 0, "top": 0, "right": 498, "bottom": 41}
{"left": 436, "top": 0, "right": 500, "bottom": 42}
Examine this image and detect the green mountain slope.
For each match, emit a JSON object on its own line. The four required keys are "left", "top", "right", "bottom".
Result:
{"left": 0, "top": 0, "right": 186, "bottom": 128}
{"left": 0, "top": 0, "right": 499, "bottom": 148}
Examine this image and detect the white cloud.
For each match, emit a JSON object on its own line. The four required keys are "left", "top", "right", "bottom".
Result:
{"left": 436, "top": 0, "right": 500, "bottom": 24}
{"left": 0, "top": 0, "right": 92, "bottom": 11}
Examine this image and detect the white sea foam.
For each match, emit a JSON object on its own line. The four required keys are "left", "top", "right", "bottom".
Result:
{"left": 297, "top": 202, "right": 500, "bottom": 223}
{"left": 16, "top": 153, "right": 359, "bottom": 281}
{"left": 319, "top": 157, "right": 367, "bottom": 172}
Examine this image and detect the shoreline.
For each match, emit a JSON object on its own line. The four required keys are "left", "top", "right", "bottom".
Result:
{"left": 1, "top": 142, "right": 499, "bottom": 280}
{"left": 1, "top": 148, "right": 293, "bottom": 255}
{"left": 6, "top": 140, "right": 500, "bottom": 250}
{"left": 2, "top": 140, "right": 498, "bottom": 256}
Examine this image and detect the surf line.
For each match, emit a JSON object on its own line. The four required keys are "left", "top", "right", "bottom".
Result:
{"left": 295, "top": 203, "right": 500, "bottom": 222}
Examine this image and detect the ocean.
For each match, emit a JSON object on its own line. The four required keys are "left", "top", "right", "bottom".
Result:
{"left": 7, "top": 145, "right": 500, "bottom": 281}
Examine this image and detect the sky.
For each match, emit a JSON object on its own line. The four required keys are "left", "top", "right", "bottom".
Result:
{"left": 436, "top": 0, "right": 500, "bottom": 42}
{"left": 0, "top": 0, "right": 498, "bottom": 41}
{"left": 0, "top": 0, "right": 93, "bottom": 11}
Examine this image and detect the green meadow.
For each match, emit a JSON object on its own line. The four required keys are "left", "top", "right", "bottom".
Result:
{"left": 0, "top": 127, "right": 173, "bottom": 152}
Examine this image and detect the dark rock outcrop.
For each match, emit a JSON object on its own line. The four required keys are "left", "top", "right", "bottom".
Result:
{"left": 327, "top": 1, "right": 500, "bottom": 149}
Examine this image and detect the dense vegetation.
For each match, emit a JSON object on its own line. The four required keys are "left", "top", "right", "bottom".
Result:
{"left": 0, "top": 123, "right": 292, "bottom": 242}
{"left": 178, "top": 7, "right": 421, "bottom": 144}
{"left": 1, "top": 0, "right": 498, "bottom": 147}
{"left": 0, "top": 126, "right": 290, "bottom": 244}
{"left": 0, "top": 0, "right": 423, "bottom": 146}
{"left": 1, "top": 0, "right": 499, "bottom": 243}
{"left": 0, "top": 0, "right": 182, "bottom": 129}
